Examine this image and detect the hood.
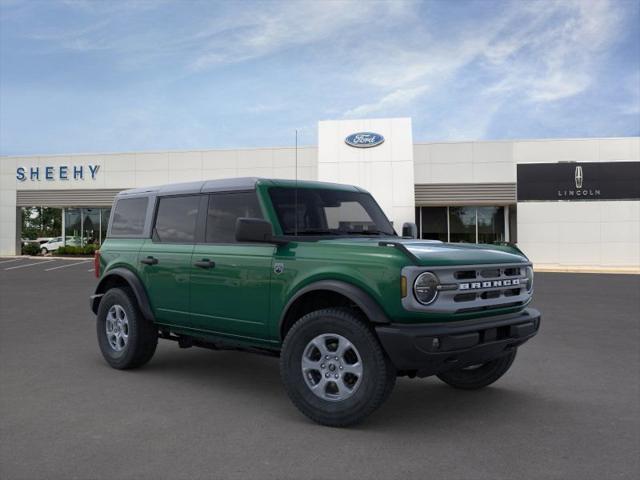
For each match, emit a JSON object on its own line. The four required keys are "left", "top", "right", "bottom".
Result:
{"left": 400, "top": 240, "right": 527, "bottom": 266}
{"left": 317, "top": 237, "right": 528, "bottom": 266}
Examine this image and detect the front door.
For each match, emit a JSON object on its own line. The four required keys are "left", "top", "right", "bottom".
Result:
{"left": 139, "top": 194, "right": 202, "bottom": 326}
{"left": 189, "top": 191, "right": 274, "bottom": 340}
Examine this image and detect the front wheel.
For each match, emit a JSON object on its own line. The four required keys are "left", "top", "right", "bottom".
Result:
{"left": 40, "top": 248, "right": 48, "bottom": 255}
{"left": 280, "top": 308, "right": 396, "bottom": 427}
{"left": 436, "top": 348, "right": 517, "bottom": 390}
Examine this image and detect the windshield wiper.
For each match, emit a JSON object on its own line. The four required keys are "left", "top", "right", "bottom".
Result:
{"left": 286, "top": 229, "right": 344, "bottom": 235}
{"left": 344, "top": 230, "right": 386, "bottom": 235}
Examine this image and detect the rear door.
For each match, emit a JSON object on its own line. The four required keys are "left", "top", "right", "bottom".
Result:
{"left": 139, "top": 194, "right": 203, "bottom": 326}
{"left": 189, "top": 191, "right": 274, "bottom": 339}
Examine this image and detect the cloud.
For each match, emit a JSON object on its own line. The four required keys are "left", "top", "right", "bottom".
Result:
{"left": 189, "top": 1, "right": 413, "bottom": 71}
{"left": 342, "top": 0, "right": 626, "bottom": 129}
{"left": 1, "top": 0, "right": 637, "bottom": 154}
{"left": 482, "top": 0, "right": 622, "bottom": 103}
{"left": 12, "top": 0, "right": 414, "bottom": 72}
{"left": 244, "top": 102, "right": 286, "bottom": 114}
{"left": 619, "top": 71, "right": 640, "bottom": 116}
{"left": 344, "top": 85, "right": 429, "bottom": 117}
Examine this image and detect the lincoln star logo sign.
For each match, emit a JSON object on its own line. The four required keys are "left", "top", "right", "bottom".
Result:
{"left": 557, "top": 164, "right": 600, "bottom": 199}
{"left": 575, "top": 166, "right": 583, "bottom": 188}
{"left": 345, "top": 132, "right": 384, "bottom": 148}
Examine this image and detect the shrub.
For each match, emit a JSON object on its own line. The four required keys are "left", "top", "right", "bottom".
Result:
{"left": 22, "top": 243, "right": 41, "bottom": 256}
{"left": 56, "top": 244, "right": 100, "bottom": 256}
{"left": 83, "top": 244, "right": 98, "bottom": 255}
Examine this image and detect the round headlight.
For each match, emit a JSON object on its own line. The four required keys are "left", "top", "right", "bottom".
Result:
{"left": 525, "top": 266, "right": 534, "bottom": 293}
{"left": 414, "top": 272, "right": 440, "bottom": 305}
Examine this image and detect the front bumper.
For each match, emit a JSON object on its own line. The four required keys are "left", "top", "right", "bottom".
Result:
{"left": 375, "top": 308, "right": 541, "bottom": 377}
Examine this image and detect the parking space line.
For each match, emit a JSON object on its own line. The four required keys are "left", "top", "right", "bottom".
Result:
{"left": 87, "top": 268, "right": 94, "bottom": 272}
{"left": 0, "top": 258, "right": 24, "bottom": 265}
{"left": 5, "top": 260, "right": 56, "bottom": 270}
{"left": 45, "top": 260, "right": 91, "bottom": 271}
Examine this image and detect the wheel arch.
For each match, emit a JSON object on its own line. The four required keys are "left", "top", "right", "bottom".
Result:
{"left": 279, "top": 280, "right": 390, "bottom": 340}
{"left": 91, "top": 268, "right": 155, "bottom": 322}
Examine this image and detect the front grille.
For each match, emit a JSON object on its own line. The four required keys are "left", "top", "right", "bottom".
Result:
{"left": 504, "top": 267, "right": 521, "bottom": 277}
{"left": 402, "top": 262, "right": 532, "bottom": 314}
{"left": 480, "top": 268, "right": 501, "bottom": 278}
{"left": 454, "top": 270, "right": 476, "bottom": 280}
{"left": 456, "top": 301, "right": 526, "bottom": 314}
{"left": 454, "top": 293, "right": 476, "bottom": 302}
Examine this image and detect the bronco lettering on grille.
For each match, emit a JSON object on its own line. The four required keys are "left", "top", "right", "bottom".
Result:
{"left": 459, "top": 279, "right": 520, "bottom": 290}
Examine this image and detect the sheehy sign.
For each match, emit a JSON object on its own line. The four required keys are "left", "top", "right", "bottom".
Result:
{"left": 16, "top": 164, "right": 100, "bottom": 182}
{"left": 516, "top": 162, "right": 640, "bottom": 201}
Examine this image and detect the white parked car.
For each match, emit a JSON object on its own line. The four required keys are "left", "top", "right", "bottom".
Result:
{"left": 40, "top": 237, "right": 81, "bottom": 254}
{"left": 40, "top": 237, "right": 64, "bottom": 254}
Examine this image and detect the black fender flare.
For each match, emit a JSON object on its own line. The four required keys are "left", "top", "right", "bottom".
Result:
{"left": 90, "top": 267, "right": 155, "bottom": 322}
{"left": 279, "top": 280, "right": 390, "bottom": 333}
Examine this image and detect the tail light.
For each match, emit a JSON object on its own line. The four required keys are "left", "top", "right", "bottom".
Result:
{"left": 94, "top": 250, "right": 101, "bottom": 278}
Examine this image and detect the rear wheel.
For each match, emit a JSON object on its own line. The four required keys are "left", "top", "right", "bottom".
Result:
{"left": 280, "top": 308, "right": 396, "bottom": 427}
{"left": 40, "top": 247, "right": 48, "bottom": 255}
{"left": 96, "top": 287, "right": 158, "bottom": 369}
{"left": 436, "top": 349, "right": 517, "bottom": 390}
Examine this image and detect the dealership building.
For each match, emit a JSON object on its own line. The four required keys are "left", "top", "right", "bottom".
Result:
{"left": 1, "top": 118, "right": 639, "bottom": 271}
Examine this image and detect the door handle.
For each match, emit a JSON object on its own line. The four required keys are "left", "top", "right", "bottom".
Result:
{"left": 194, "top": 259, "right": 215, "bottom": 269}
{"left": 140, "top": 256, "right": 159, "bottom": 265}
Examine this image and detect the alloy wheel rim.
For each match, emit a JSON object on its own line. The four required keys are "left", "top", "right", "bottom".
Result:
{"left": 106, "top": 304, "right": 129, "bottom": 352}
{"left": 301, "top": 333, "right": 363, "bottom": 402}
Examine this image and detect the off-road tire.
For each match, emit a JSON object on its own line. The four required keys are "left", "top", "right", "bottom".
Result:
{"left": 436, "top": 348, "right": 517, "bottom": 390}
{"left": 280, "top": 307, "right": 396, "bottom": 427}
{"left": 96, "top": 287, "right": 158, "bottom": 369}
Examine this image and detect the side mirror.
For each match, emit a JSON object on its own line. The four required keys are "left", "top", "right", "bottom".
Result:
{"left": 402, "top": 222, "right": 418, "bottom": 239}
{"left": 235, "top": 218, "right": 287, "bottom": 245}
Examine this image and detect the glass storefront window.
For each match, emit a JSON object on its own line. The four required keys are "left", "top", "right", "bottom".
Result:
{"left": 477, "top": 207, "right": 505, "bottom": 244}
{"left": 20, "top": 207, "right": 62, "bottom": 240}
{"left": 63, "top": 207, "right": 112, "bottom": 247}
{"left": 100, "top": 208, "right": 111, "bottom": 245}
{"left": 421, "top": 207, "right": 448, "bottom": 241}
{"left": 449, "top": 207, "right": 476, "bottom": 243}
{"left": 83, "top": 208, "right": 101, "bottom": 246}
{"left": 417, "top": 206, "right": 509, "bottom": 244}
{"left": 64, "top": 208, "right": 82, "bottom": 246}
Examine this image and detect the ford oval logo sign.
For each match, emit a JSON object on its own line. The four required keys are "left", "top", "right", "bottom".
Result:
{"left": 345, "top": 132, "right": 385, "bottom": 148}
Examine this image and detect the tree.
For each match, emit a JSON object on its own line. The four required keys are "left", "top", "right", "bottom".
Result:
{"left": 21, "top": 207, "right": 62, "bottom": 239}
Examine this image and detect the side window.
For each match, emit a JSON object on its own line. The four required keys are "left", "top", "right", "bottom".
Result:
{"left": 110, "top": 197, "right": 148, "bottom": 236}
{"left": 154, "top": 195, "right": 200, "bottom": 243}
{"left": 205, "top": 192, "right": 263, "bottom": 243}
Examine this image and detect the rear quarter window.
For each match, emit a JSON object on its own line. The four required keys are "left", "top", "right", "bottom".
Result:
{"left": 110, "top": 197, "right": 148, "bottom": 236}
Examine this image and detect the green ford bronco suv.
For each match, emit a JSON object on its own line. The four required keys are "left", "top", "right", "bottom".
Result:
{"left": 91, "top": 177, "right": 540, "bottom": 426}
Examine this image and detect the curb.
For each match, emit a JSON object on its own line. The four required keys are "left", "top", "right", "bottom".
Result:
{"left": 534, "top": 266, "right": 640, "bottom": 275}
{"left": 1, "top": 255, "right": 94, "bottom": 261}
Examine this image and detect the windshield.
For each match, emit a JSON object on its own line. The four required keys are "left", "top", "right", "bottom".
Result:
{"left": 268, "top": 187, "right": 395, "bottom": 236}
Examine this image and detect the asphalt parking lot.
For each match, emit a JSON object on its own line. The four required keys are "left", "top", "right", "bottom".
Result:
{"left": 0, "top": 258, "right": 638, "bottom": 480}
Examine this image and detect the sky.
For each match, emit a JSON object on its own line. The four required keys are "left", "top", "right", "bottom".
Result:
{"left": 0, "top": 0, "right": 639, "bottom": 155}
